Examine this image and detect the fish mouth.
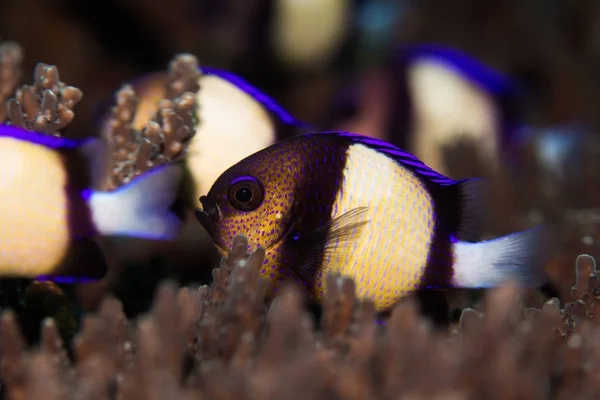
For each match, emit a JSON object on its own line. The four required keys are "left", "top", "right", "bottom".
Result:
{"left": 195, "top": 195, "right": 222, "bottom": 229}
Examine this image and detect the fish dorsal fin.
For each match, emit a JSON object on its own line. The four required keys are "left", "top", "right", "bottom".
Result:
{"left": 324, "top": 131, "right": 487, "bottom": 241}
{"left": 331, "top": 131, "right": 457, "bottom": 185}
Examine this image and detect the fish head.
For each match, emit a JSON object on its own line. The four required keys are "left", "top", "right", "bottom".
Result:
{"left": 195, "top": 143, "right": 298, "bottom": 254}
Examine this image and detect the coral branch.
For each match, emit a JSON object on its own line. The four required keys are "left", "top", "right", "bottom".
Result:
{"left": 0, "top": 241, "right": 599, "bottom": 398}
{"left": 5, "top": 62, "right": 82, "bottom": 135}
{"left": 101, "top": 53, "right": 201, "bottom": 190}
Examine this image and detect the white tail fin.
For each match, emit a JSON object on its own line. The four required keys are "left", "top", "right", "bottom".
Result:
{"left": 451, "top": 227, "right": 548, "bottom": 288}
{"left": 87, "top": 164, "right": 183, "bottom": 240}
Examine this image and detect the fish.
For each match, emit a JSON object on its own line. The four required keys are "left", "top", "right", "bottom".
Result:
{"left": 98, "top": 67, "right": 310, "bottom": 210}
{"left": 334, "top": 44, "right": 523, "bottom": 177}
{"left": 195, "top": 131, "right": 548, "bottom": 311}
{"left": 0, "top": 124, "right": 183, "bottom": 282}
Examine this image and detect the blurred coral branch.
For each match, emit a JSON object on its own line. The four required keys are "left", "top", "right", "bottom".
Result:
{"left": 0, "top": 235, "right": 599, "bottom": 399}
{"left": 101, "top": 54, "right": 201, "bottom": 191}
{"left": 6, "top": 62, "right": 83, "bottom": 136}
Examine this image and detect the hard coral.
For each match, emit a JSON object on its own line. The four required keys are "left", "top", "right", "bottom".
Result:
{"left": 0, "top": 238, "right": 599, "bottom": 399}
{"left": 5, "top": 62, "right": 83, "bottom": 136}
{"left": 101, "top": 54, "right": 201, "bottom": 191}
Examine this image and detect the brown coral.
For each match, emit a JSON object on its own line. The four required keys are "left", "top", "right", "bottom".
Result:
{"left": 5, "top": 62, "right": 83, "bottom": 135}
{"left": 0, "top": 235, "right": 598, "bottom": 399}
{"left": 101, "top": 53, "right": 201, "bottom": 191}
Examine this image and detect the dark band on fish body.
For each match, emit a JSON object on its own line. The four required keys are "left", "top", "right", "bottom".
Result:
{"left": 277, "top": 136, "right": 350, "bottom": 297}
{"left": 59, "top": 148, "right": 97, "bottom": 240}
{"left": 417, "top": 218, "right": 455, "bottom": 291}
{"left": 415, "top": 181, "right": 466, "bottom": 291}
{"left": 50, "top": 149, "right": 107, "bottom": 281}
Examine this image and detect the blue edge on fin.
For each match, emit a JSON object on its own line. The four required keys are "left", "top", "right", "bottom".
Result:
{"left": 37, "top": 276, "right": 97, "bottom": 284}
{"left": 0, "top": 123, "right": 92, "bottom": 149}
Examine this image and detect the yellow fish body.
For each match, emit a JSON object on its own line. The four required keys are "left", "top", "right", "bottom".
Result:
{"left": 196, "top": 131, "right": 547, "bottom": 311}
{"left": 0, "top": 125, "right": 183, "bottom": 281}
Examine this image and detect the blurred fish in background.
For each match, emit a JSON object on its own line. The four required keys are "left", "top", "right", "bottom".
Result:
{"left": 0, "top": 125, "right": 182, "bottom": 281}
{"left": 334, "top": 43, "right": 524, "bottom": 178}
{"left": 0, "top": 52, "right": 186, "bottom": 284}
{"left": 0, "top": 48, "right": 203, "bottom": 319}
{"left": 398, "top": 45, "right": 523, "bottom": 177}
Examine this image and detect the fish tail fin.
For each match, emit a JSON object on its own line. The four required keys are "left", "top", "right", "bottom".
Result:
{"left": 87, "top": 164, "right": 183, "bottom": 240}
{"left": 452, "top": 226, "right": 549, "bottom": 288}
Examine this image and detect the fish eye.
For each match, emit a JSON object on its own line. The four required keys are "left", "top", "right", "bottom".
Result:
{"left": 227, "top": 176, "right": 265, "bottom": 211}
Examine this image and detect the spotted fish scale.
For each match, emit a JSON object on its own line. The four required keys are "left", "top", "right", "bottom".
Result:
{"left": 317, "top": 142, "right": 436, "bottom": 309}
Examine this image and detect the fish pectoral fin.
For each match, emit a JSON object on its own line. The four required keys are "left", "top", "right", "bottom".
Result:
{"left": 292, "top": 207, "right": 370, "bottom": 284}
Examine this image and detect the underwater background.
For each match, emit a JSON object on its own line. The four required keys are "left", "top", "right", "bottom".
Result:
{"left": 2, "top": 0, "right": 600, "bottom": 398}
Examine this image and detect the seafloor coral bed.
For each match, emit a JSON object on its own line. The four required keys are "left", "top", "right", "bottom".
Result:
{"left": 0, "top": 235, "right": 598, "bottom": 400}
{"left": 2, "top": 16, "right": 600, "bottom": 397}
